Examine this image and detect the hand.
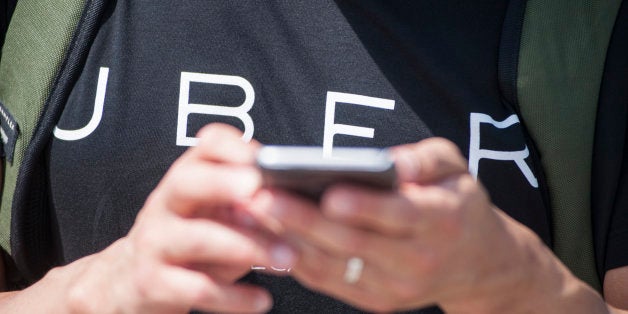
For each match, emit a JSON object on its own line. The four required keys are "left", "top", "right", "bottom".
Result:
{"left": 30, "top": 124, "right": 295, "bottom": 314}
{"left": 249, "top": 138, "right": 606, "bottom": 313}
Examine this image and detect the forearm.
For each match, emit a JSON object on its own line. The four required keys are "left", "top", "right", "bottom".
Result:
{"left": 441, "top": 212, "right": 622, "bottom": 314}
{"left": 0, "top": 290, "right": 37, "bottom": 312}
{"left": 0, "top": 246, "right": 71, "bottom": 312}
{"left": 0, "top": 291, "right": 18, "bottom": 303}
{"left": 532, "top": 267, "right": 627, "bottom": 314}
{"left": 519, "top": 225, "right": 627, "bottom": 313}
{"left": 493, "top": 221, "right": 622, "bottom": 313}
{"left": 528, "top": 257, "right": 628, "bottom": 314}
{"left": 0, "top": 268, "right": 68, "bottom": 313}
{"left": 528, "top": 256, "right": 611, "bottom": 314}
{"left": 611, "top": 306, "right": 628, "bottom": 314}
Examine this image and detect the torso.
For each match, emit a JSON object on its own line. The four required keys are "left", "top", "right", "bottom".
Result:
{"left": 47, "top": 1, "right": 549, "bottom": 312}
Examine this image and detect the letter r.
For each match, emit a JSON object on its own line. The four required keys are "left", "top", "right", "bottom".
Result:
{"left": 468, "top": 113, "right": 539, "bottom": 188}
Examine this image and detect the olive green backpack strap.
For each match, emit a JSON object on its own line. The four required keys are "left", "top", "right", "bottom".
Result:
{"left": 0, "top": 0, "right": 107, "bottom": 284}
{"left": 0, "top": 0, "right": 88, "bottom": 255}
{"left": 517, "top": 0, "right": 623, "bottom": 291}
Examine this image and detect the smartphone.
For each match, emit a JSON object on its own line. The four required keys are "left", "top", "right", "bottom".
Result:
{"left": 257, "top": 145, "right": 397, "bottom": 201}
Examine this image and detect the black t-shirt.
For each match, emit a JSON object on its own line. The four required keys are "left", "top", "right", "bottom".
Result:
{"left": 47, "top": 1, "right": 550, "bottom": 312}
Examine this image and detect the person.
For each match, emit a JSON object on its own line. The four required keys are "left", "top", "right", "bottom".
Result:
{"left": 0, "top": 1, "right": 627, "bottom": 313}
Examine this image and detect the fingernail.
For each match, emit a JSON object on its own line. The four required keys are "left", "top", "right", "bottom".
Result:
{"left": 271, "top": 244, "right": 296, "bottom": 269}
{"left": 254, "top": 292, "right": 272, "bottom": 312}
{"left": 234, "top": 209, "right": 257, "bottom": 228}
{"left": 396, "top": 150, "right": 420, "bottom": 182}
{"left": 327, "top": 190, "right": 355, "bottom": 217}
{"left": 233, "top": 170, "right": 262, "bottom": 198}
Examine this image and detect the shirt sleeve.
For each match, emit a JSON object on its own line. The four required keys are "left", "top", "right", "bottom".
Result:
{"left": 599, "top": 0, "right": 628, "bottom": 275}
{"left": 605, "top": 162, "right": 628, "bottom": 271}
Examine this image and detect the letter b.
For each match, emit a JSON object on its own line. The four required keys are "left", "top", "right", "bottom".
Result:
{"left": 177, "top": 72, "right": 255, "bottom": 146}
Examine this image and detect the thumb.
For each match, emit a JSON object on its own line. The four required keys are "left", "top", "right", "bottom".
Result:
{"left": 392, "top": 137, "right": 468, "bottom": 184}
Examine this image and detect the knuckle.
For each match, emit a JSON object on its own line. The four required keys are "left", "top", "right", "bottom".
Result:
{"left": 162, "top": 158, "right": 189, "bottom": 185}
{"left": 132, "top": 227, "right": 160, "bottom": 256}
{"left": 436, "top": 175, "right": 491, "bottom": 238}
{"left": 66, "top": 283, "right": 98, "bottom": 314}
{"left": 167, "top": 172, "right": 193, "bottom": 198}
{"left": 198, "top": 122, "right": 222, "bottom": 136}
{"left": 458, "top": 175, "right": 490, "bottom": 212}
{"left": 368, "top": 299, "right": 397, "bottom": 313}
{"left": 296, "top": 265, "right": 329, "bottom": 291}
{"left": 388, "top": 278, "right": 419, "bottom": 303}
{"left": 189, "top": 280, "right": 214, "bottom": 305}
{"left": 307, "top": 259, "right": 329, "bottom": 282}
{"left": 134, "top": 275, "right": 151, "bottom": 301}
{"left": 198, "top": 122, "right": 236, "bottom": 139}
{"left": 425, "top": 138, "right": 465, "bottom": 165}
{"left": 414, "top": 248, "right": 440, "bottom": 274}
{"left": 45, "top": 266, "right": 64, "bottom": 281}
{"left": 132, "top": 262, "right": 159, "bottom": 301}
{"left": 459, "top": 175, "right": 480, "bottom": 197}
{"left": 341, "top": 232, "right": 369, "bottom": 255}
{"left": 400, "top": 207, "right": 422, "bottom": 227}
{"left": 295, "top": 249, "right": 328, "bottom": 286}
{"left": 440, "top": 206, "right": 464, "bottom": 239}
{"left": 183, "top": 235, "right": 211, "bottom": 258}
{"left": 430, "top": 185, "right": 457, "bottom": 209}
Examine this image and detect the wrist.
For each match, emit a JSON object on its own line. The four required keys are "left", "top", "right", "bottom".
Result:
{"left": 518, "top": 227, "right": 610, "bottom": 313}
{"left": 441, "top": 212, "right": 609, "bottom": 314}
{"left": 526, "top": 263, "right": 609, "bottom": 313}
{"left": 494, "top": 241, "right": 608, "bottom": 313}
{"left": 437, "top": 212, "right": 543, "bottom": 313}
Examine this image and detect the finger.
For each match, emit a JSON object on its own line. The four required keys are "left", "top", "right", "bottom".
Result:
{"left": 153, "top": 266, "right": 272, "bottom": 313}
{"left": 250, "top": 190, "right": 440, "bottom": 277}
{"left": 321, "top": 184, "right": 420, "bottom": 236}
{"left": 323, "top": 180, "right": 472, "bottom": 237}
{"left": 321, "top": 183, "right": 470, "bottom": 275}
{"left": 290, "top": 243, "right": 379, "bottom": 308}
{"left": 255, "top": 191, "right": 414, "bottom": 272}
{"left": 391, "top": 137, "right": 467, "bottom": 184}
{"left": 157, "top": 218, "right": 296, "bottom": 270}
{"left": 291, "top": 242, "right": 417, "bottom": 313}
{"left": 255, "top": 190, "right": 446, "bottom": 309}
{"left": 189, "top": 263, "right": 252, "bottom": 283}
{"left": 154, "top": 163, "right": 261, "bottom": 217}
{"left": 194, "top": 123, "right": 260, "bottom": 164}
